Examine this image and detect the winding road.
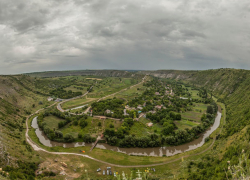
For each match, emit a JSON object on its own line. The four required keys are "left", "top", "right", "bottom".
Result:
{"left": 25, "top": 76, "right": 226, "bottom": 168}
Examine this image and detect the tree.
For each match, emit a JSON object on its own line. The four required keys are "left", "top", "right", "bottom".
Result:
{"left": 162, "top": 122, "right": 175, "bottom": 135}
{"left": 73, "top": 120, "right": 78, "bottom": 126}
{"left": 64, "top": 134, "right": 75, "bottom": 142}
{"left": 83, "top": 134, "right": 94, "bottom": 143}
{"left": 55, "top": 130, "right": 63, "bottom": 138}
{"left": 176, "top": 113, "right": 181, "bottom": 120}
{"left": 98, "top": 122, "right": 102, "bottom": 127}
{"left": 206, "top": 105, "right": 214, "bottom": 114}
{"left": 78, "top": 133, "right": 83, "bottom": 138}
{"left": 79, "top": 119, "right": 88, "bottom": 128}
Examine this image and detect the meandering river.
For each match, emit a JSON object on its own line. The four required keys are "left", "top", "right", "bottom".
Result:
{"left": 31, "top": 111, "right": 221, "bottom": 157}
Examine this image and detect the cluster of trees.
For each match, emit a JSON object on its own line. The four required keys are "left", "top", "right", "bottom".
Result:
{"left": 147, "top": 109, "right": 181, "bottom": 124}
{"left": 119, "top": 134, "right": 161, "bottom": 148}
{"left": 91, "top": 97, "right": 124, "bottom": 118}
{"left": 104, "top": 118, "right": 134, "bottom": 145}
{"left": 186, "top": 142, "right": 248, "bottom": 179}
{"left": 49, "top": 87, "right": 82, "bottom": 99}
{"left": 105, "top": 132, "right": 161, "bottom": 148}
{"left": 82, "top": 134, "right": 96, "bottom": 143}
{"left": 3, "top": 161, "right": 38, "bottom": 180}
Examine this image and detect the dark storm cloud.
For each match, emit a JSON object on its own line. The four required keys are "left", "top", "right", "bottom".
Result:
{"left": 0, "top": 0, "right": 250, "bottom": 74}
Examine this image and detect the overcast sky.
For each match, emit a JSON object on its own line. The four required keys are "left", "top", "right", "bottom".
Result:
{"left": 0, "top": 0, "right": 250, "bottom": 74}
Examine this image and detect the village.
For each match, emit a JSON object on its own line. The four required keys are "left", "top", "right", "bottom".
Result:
{"left": 35, "top": 76, "right": 217, "bottom": 152}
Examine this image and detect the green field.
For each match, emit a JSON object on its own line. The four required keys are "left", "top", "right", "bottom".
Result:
{"left": 61, "top": 77, "right": 139, "bottom": 109}
{"left": 43, "top": 115, "right": 65, "bottom": 130}
{"left": 60, "top": 117, "right": 97, "bottom": 139}
{"left": 180, "top": 85, "right": 202, "bottom": 100}
{"left": 64, "top": 85, "right": 87, "bottom": 93}
{"left": 114, "top": 82, "right": 147, "bottom": 101}
{"left": 104, "top": 119, "right": 123, "bottom": 130}
{"left": 174, "top": 120, "right": 199, "bottom": 129}
{"left": 62, "top": 97, "right": 97, "bottom": 109}
{"left": 138, "top": 117, "right": 163, "bottom": 135}
{"left": 87, "top": 77, "right": 138, "bottom": 98}
{"left": 58, "top": 117, "right": 122, "bottom": 140}
{"left": 187, "top": 87, "right": 201, "bottom": 99}
{"left": 182, "top": 103, "right": 208, "bottom": 122}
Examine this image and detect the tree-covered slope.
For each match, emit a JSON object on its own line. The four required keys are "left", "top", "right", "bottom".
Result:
{"left": 141, "top": 68, "right": 250, "bottom": 137}
{"left": 0, "top": 75, "right": 53, "bottom": 179}
{"left": 140, "top": 68, "right": 250, "bottom": 179}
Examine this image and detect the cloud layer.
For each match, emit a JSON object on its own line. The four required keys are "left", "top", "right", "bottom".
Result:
{"left": 1, "top": 0, "right": 250, "bottom": 74}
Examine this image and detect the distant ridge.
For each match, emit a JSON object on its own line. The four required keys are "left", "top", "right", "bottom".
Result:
{"left": 25, "top": 69, "right": 143, "bottom": 78}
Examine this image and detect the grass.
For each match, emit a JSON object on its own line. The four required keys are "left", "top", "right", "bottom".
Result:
{"left": 58, "top": 118, "right": 122, "bottom": 140}
{"left": 104, "top": 119, "right": 123, "bottom": 130}
{"left": 62, "top": 97, "right": 97, "bottom": 109}
{"left": 174, "top": 120, "right": 199, "bottom": 129}
{"left": 87, "top": 78, "right": 138, "bottom": 98}
{"left": 188, "top": 87, "right": 201, "bottom": 99}
{"left": 43, "top": 115, "right": 65, "bottom": 130}
{"left": 60, "top": 117, "right": 94, "bottom": 139}
{"left": 85, "top": 78, "right": 102, "bottom": 80}
{"left": 114, "top": 82, "right": 147, "bottom": 101}
{"left": 64, "top": 85, "right": 87, "bottom": 93}
{"left": 139, "top": 117, "right": 163, "bottom": 134}
{"left": 192, "top": 102, "right": 208, "bottom": 112}
{"left": 182, "top": 103, "right": 208, "bottom": 122}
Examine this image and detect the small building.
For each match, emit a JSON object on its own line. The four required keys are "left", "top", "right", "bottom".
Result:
{"left": 105, "top": 109, "right": 111, "bottom": 114}
{"left": 155, "top": 92, "right": 160, "bottom": 95}
{"left": 55, "top": 98, "right": 63, "bottom": 102}
{"left": 155, "top": 105, "right": 162, "bottom": 109}
{"left": 137, "top": 106, "right": 143, "bottom": 110}
{"left": 148, "top": 110, "right": 156, "bottom": 114}
{"left": 47, "top": 97, "right": 53, "bottom": 101}
{"left": 123, "top": 109, "right": 129, "bottom": 116}
{"left": 180, "top": 97, "right": 189, "bottom": 100}
{"left": 99, "top": 116, "right": 106, "bottom": 120}
{"left": 146, "top": 122, "right": 153, "bottom": 127}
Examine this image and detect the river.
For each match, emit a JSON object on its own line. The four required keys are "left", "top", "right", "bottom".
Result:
{"left": 31, "top": 111, "right": 221, "bottom": 157}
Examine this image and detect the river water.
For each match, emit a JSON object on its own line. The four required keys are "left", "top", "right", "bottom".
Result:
{"left": 31, "top": 111, "right": 221, "bottom": 156}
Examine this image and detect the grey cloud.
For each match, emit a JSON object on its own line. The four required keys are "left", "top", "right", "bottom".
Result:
{"left": 180, "top": 29, "right": 206, "bottom": 39}
{"left": 0, "top": 0, "right": 250, "bottom": 74}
